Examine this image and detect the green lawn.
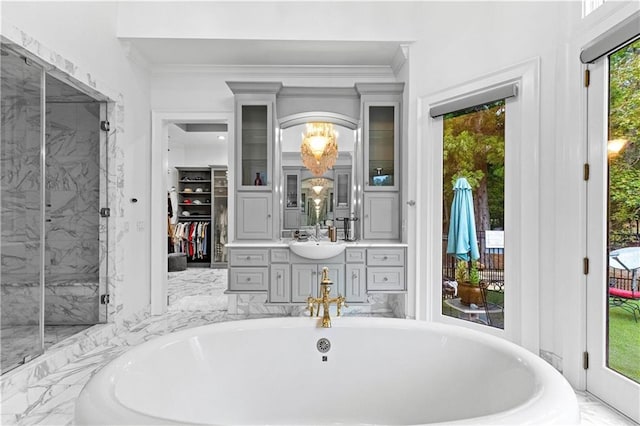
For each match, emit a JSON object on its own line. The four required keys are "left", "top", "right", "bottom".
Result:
{"left": 608, "top": 302, "right": 640, "bottom": 384}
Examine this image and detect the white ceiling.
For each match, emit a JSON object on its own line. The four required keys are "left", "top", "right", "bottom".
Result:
{"left": 123, "top": 38, "right": 404, "bottom": 67}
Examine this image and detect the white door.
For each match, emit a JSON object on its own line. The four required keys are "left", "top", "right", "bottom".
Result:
{"left": 585, "top": 41, "right": 640, "bottom": 423}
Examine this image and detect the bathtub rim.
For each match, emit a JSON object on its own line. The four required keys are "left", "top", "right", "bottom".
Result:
{"left": 74, "top": 316, "right": 580, "bottom": 425}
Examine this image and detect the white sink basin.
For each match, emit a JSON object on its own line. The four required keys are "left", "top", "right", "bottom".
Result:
{"left": 289, "top": 240, "right": 346, "bottom": 260}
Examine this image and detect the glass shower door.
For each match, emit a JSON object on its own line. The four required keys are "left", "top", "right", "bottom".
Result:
{"left": 1, "top": 47, "right": 45, "bottom": 373}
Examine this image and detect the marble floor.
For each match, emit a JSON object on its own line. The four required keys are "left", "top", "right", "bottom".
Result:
{"left": 1, "top": 267, "right": 638, "bottom": 425}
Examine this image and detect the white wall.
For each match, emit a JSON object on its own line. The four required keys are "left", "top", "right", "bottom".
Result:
{"left": 167, "top": 124, "right": 229, "bottom": 189}
{"left": 2, "top": 1, "right": 153, "bottom": 322}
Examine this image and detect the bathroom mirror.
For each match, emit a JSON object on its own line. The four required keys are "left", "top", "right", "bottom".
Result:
{"left": 281, "top": 122, "right": 355, "bottom": 230}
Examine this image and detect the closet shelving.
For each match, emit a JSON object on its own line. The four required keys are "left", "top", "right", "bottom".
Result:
{"left": 174, "top": 166, "right": 228, "bottom": 268}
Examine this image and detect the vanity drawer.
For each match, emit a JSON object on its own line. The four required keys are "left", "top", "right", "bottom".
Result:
{"left": 366, "top": 267, "right": 405, "bottom": 291}
{"left": 270, "top": 249, "right": 290, "bottom": 263}
{"left": 229, "top": 249, "right": 269, "bottom": 266}
{"left": 229, "top": 267, "right": 268, "bottom": 291}
{"left": 346, "top": 248, "right": 366, "bottom": 263}
{"left": 367, "top": 248, "right": 405, "bottom": 266}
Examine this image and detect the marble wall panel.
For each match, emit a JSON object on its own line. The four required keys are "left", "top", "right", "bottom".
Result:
{"left": 1, "top": 282, "right": 99, "bottom": 326}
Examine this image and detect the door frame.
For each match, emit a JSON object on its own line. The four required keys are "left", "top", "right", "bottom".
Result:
{"left": 416, "top": 58, "right": 541, "bottom": 352}
{"left": 150, "top": 111, "right": 234, "bottom": 315}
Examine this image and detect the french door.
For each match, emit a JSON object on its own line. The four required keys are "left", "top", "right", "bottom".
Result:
{"left": 585, "top": 38, "right": 640, "bottom": 423}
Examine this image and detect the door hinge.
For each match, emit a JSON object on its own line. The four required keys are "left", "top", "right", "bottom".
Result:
{"left": 583, "top": 257, "right": 589, "bottom": 275}
{"left": 99, "top": 207, "right": 111, "bottom": 218}
{"left": 583, "top": 351, "right": 589, "bottom": 370}
{"left": 100, "top": 294, "right": 110, "bottom": 305}
{"left": 584, "top": 69, "right": 590, "bottom": 87}
{"left": 583, "top": 163, "right": 590, "bottom": 181}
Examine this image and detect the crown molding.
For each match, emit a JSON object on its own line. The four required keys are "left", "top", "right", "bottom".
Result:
{"left": 120, "top": 40, "right": 151, "bottom": 72}
{"left": 391, "top": 44, "right": 410, "bottom": 76}
{"left": 151, "top": 64, "right": 396, "bottom": 79}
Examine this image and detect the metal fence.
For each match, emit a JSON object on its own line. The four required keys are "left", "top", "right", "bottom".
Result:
{"left": 609, "top": 231, "right": 640, "bottom": 292}
{"left": 442, "top": 231, "right": 504, "bottom": 286}
{"left": 442, "top": 230, "right": 640, "bottom": 292}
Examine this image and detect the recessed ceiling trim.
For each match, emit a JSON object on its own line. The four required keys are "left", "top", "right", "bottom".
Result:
{"left": 151, "top": 64, "right": 396, "bottom": 79}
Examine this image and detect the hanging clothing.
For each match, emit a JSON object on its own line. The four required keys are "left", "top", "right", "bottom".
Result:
{"left": 169, "top": 187, "right": 179, "bottom": 225}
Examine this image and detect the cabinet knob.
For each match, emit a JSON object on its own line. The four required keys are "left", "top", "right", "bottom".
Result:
{"left": 267, "top": 214, "right": 272, "bottom": 218}
{"left": 383, "top": 277, "right": 388, "bottom": 281}
{"left": 383, "top": 256, "right": 388, "bottom": 260}
{"left": 277, "top": 273, "right": 282, "bottom": 279}
{"left": 246, "top": 277, "right": 251, "bottom": 282}
{"left": 352, "top": 271, "right": 358, "bottom": 279}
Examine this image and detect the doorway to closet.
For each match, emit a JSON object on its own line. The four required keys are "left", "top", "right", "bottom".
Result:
{"left": 166, "top": 122, "right": 229, "bottom": 306}
{"left": 1, "top": 46, "right": 109, "bottom": 374}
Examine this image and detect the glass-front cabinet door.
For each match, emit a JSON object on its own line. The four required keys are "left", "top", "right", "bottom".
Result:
{"left": 364, "top": 103, "right": 399, "bottom": 190}
{"left": 283, "top": 168, "right": 300, "bottom": 230}
{"left": 240, "top": 103, "right": 271, "bottom": 189}
{"left": 334, "top": 166, "right": 351, "bottom": 219}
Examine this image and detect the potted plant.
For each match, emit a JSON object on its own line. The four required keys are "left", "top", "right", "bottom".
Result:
{"left": 456, "top": 260, "right": 484, "bottom": 307}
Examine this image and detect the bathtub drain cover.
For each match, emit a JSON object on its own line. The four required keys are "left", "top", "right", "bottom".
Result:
{"left": 316, "top": 338, "right": 331, "bottom": 353}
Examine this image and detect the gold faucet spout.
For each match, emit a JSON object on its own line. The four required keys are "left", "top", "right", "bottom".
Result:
{"left": 306, "top": 267, "right": 347, "bottom": 328}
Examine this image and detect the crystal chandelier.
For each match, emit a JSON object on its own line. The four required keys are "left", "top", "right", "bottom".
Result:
{"left": 301, "top": 122, "right": 338, "bottom": 176}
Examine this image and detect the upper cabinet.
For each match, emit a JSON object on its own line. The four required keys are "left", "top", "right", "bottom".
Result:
{"left": 228, "top": 82, "right": 281, "bottom": 240}
{"left": 364, "top": 103, "right": 399, "bottom": 191}
{"left": 357, "top": 83, "right": 404, "bottom": 241}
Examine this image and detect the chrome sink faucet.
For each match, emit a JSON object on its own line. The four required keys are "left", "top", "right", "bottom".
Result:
{"left": 307, "top": 267, "right": 346, "bottom": 328}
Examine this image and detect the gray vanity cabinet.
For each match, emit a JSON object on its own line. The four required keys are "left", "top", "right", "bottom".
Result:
{"left": 291, "top": 263, "right": 345, "bottom": 303}
{"left": 344, "top": 248, "right": 367, "bottom": 303}
{"left": 236, "top": 192, "right": 272, "bottom": 240}
{"left": 366, "top": 247, "right": 406, "bottom": 292}
{"left": 363, "top": 192, "right": 400, "bottom": 240}
{"left": 269, "top": 264, "right": 290, "bottom": 303}
{"left": 228, "top": 248, "right": 269, "bottom": 292}
{"left": 269, "top": 248, "right": 290, "bottom": 303}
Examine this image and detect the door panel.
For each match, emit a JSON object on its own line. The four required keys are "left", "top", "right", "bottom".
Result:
{"left": 0, "top": 48, "right": 45, "bottom": 373}
{"left": 586, "top": 44, "right": 640, "bottom": 423}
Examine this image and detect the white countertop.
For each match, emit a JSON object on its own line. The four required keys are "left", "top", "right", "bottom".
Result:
{"left": 225, "top": 240, "right": 408, "bottom": 248}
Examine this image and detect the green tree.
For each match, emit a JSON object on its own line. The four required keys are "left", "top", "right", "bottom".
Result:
{"left": 443, "top": 102, "right": 505, "bottom": 235}
{"left": 609, "top": 39, "right": 640, "bottom": 242}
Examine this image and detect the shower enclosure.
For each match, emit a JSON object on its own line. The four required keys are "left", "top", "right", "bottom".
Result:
{"left": 1, "top": 46, "right": 108, "bottom": 374}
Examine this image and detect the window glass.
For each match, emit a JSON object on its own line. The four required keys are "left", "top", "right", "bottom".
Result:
{"left": 442, "top": 100, "right": 505, "bottom": 329}
{"left": 606, "top": 38, "right": 640, "bottom": 383}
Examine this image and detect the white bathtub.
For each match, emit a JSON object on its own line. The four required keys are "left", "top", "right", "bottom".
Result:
{"left": 74, "top": 317, "right": 579, "bottom": 425}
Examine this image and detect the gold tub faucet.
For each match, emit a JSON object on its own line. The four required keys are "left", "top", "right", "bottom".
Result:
{"left": 307, "top": 267, "right": 346, "bottom": 328}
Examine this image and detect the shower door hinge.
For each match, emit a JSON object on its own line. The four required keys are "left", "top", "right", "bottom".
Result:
{"left": 583, "top": 163, "right": 590, "bottom": 181}
{"left": 583, "top": 257, "right": 589, "bottom": 275}
{"left": 100, "top": 121, "right": 110, "bottom": 132}
{"left": 100, "top": 294, "right": 110, "bottom": 305}
{"left": 583, "top": 351, "right": 589, "bottom": 370}
{"left": 584, "top": 69, "right": 590, "bottom": 87}
{"left": 100, "top": 207, "right": 111, "bottom": 218}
